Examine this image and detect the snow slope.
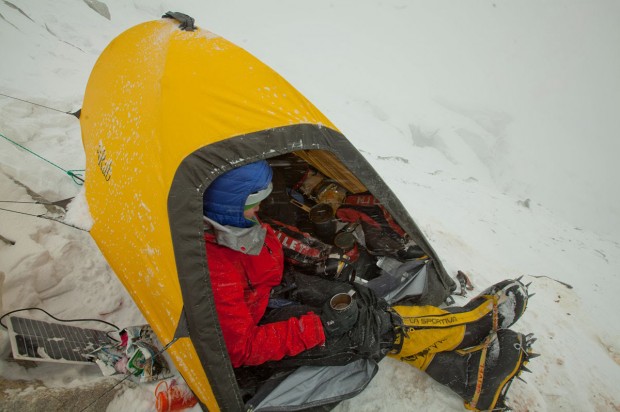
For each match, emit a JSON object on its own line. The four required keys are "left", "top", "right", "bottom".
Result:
{"left": 1, "top": 1, "right": 619, "bottom": 411}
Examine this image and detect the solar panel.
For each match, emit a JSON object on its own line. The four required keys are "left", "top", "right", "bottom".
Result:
{"left": 7, "top": 315, "right": 113, "bottom": 365}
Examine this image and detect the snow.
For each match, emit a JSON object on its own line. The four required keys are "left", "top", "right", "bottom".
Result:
{"left": 1, "top": 0, "right": 619, "bottom": 411}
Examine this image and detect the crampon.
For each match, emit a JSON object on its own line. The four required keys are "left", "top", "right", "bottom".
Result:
{"left": 464, "top": 330, "right": 539, "bottom": 411}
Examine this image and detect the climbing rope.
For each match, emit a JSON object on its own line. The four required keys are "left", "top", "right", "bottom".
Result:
{"left": 0, "top": 132, "right": 85, "bottom": 184}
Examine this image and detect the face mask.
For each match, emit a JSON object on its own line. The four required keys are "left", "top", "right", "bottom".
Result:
{"left": 244, "top": 202, "right": 260, "bottom": 225}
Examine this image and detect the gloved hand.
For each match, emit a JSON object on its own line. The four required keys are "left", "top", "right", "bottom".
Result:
{"left": 320, "top": 292, "right": 359, "bottom": 337}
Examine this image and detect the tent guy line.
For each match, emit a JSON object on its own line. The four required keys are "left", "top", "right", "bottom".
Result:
{"left": 0, "top": 131, "right": 85, "bottom": 184}
{"left": 0, "top": 92, "right": 81, "bottom": 118}
{"left": 0, "top": 206, "right": 88, "bottom": 232}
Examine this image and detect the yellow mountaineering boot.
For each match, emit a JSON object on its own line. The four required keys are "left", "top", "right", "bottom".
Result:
{"left": 470, "top": 277, "right": 530, "bottom": 330}
{"left": 424, "top": 329, "right": 537, "bottom": 411}
{"left": 388, "top": 278, "right": 535, "bottom": 411}
{"left": 387, "top": 295, "right": 495, "bottom": 370}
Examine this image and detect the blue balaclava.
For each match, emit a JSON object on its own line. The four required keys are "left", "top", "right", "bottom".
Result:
{"left": 203, "top": 160, "right": 273, "bottom": 228}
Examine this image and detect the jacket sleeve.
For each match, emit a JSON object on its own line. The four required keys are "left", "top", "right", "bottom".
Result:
{"left": 211, "top": 257, "right": 325, "bottom": 367}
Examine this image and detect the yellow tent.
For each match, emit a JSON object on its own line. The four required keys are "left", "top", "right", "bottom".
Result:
{"left": 81, "top": 12, "right": 453, "bottom": 411}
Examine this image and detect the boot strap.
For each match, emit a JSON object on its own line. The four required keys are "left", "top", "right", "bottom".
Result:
{"left": 469, "top": 345, "right": 488, "bottom": 410}
{"left": 462, "top": 333, "right": 497, "bottom": 411}
{"left": 483, "top": 292, "right": 503, "bottom": 332}
{"left": 490, "top": 294, "right": 499, "bottom": 331}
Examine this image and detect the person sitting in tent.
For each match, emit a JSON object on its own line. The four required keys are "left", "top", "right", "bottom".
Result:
{"left": 202, "top": 160, "right": 536, "bottom": 412}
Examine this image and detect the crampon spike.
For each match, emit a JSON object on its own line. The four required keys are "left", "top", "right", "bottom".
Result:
{"left": 487, "top": 331, "right": 537, "bottom": 412}
{"left": 528, "top": 292, "right": 536, "bottom": 298}
{"left": 515, "top": 275, "right": 524, "bottom": 282}
{"left": 525, "top": 282, "right": 532, "bottom": 288}
{"left": 528, "top": 352, "right": 541, "bottom": 359}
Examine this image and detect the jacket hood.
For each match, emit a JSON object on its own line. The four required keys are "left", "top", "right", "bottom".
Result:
{"left": 203, "top": 160, "right": 273, "bottom": 228}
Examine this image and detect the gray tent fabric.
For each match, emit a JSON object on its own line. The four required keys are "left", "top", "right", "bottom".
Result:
{"left": 252, "top": 359, "right": 379, "bottom": 411}
{"left": 366, "top": 260, "right": 430, "bottom": 305}
{"left": 384, "top": 265, "right": 428, "bottom": 304}
{"left": 384, "top": 263, "right": 428, "bottom": 304}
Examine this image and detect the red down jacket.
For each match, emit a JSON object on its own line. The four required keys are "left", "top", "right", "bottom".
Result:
{"left": 205, "top": 223, "right": 326, "bottom": 367}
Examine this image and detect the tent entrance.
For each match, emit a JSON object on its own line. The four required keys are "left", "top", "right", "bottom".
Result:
{"left": 168, "top": 126, "right": 455, "bottom": 410}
